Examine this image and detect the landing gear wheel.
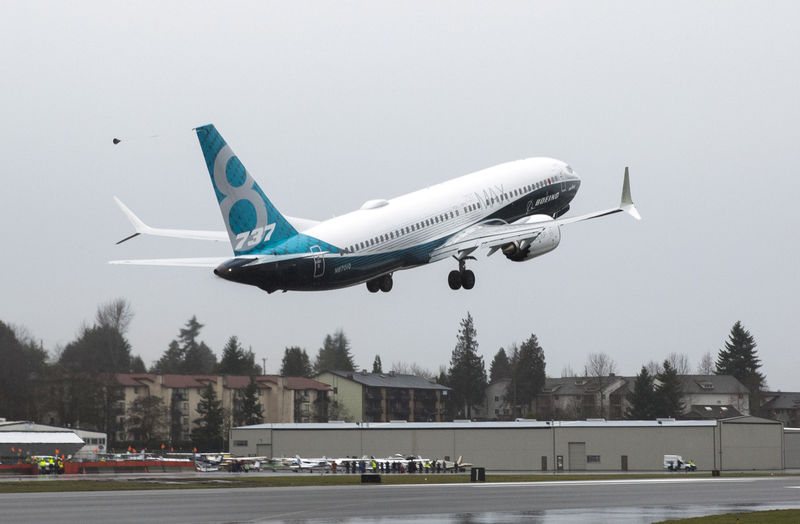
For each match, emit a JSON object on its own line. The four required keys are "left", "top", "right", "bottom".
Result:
{"left": 461, "top": 269, "right": 475, "bottom": 290}
{"left": 448, "top": 270, "right": 462, "bottom": 290}
{"left": 379, "top": 274, "right": 393, "bottom": 292}
{"left": 366, "top": 279, "right": 380, "bottom": 293}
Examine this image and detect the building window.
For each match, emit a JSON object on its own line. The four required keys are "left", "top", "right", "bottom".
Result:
{"left": 587, "top": 455, "right": 601, "bottom": 463}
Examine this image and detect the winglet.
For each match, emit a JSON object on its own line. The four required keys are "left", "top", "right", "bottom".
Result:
{"left": 114, "top": 196, "right": 151, "bottom": 244}
{"left": 620, "top": 167, "right": 641, "bottom": 220}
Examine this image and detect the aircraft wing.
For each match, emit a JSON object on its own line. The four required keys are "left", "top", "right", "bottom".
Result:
{"left": 113, "top": 197, "right": 321, "bottom": 244}
{"left": 555, "top": 167, "right": 641, "bottom": 224}
{"left": 429, "top": 167, "right": 640, "bottom": 262}
{"left": 428, "top": 219, "right": 549, "bottom": 263}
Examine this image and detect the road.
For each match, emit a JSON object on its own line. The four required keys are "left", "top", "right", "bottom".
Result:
{"left": 3, "top": 476, "right": 800, "bottom": 523}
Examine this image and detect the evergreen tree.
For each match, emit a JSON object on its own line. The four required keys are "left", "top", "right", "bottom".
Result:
{"left": 372, "top": 355, "right": 383, "bottom": 373}
{"left": 130, "top": 355, "right": 147, "bottom": 373}
{"left": 60, "top": 324, "right": 133, "bottom": 374}
{"left": 57, "top": 322, "right": 131, "bottom": 436}
{"left": 180, "top": 317, "right": 217, "bottom": 374}
{"left": 169, "top": 389, "right": 185, "bottom": 444}
{"left": 0, "top": 321, "right": 48, "bottom": 421}
{"left": 715, "top": 321, "right": 766, "bottom": 405}
{"left": 626, "top": 366, "right": 657, "bottom": 419}
{"left": 447, "top": 312, "right": 487, "bottom": 419}
{"left": 654, "top": 360, "right": 684, "bottom": 418}
{"left": 193, "top": 384, "right": 224, "bottom": 451}
{"left": 234, "top": 377, "right": 264, "bottom": 426}
{"left": 152, "top": 340, "right": 184, "bottom": 374}
{"left": 280, "top": 347, "right": 313, "bottom": 377}
{"left": 152, "top": 316, "right": 217, "bottom": 374}
{"left": 217, "top": 336, "right": 260, "bottom": 375}
{"left": 489, "top": 348, "right": 512, "bottom": 383}
{"left": 507, "top": 334, "right": 546, "bottom": 417}
{"left": 127, "top": 395, "right": 167, "bottom": 443}
{"left": 314, "top": 330, "right": 355, "bottom": 372}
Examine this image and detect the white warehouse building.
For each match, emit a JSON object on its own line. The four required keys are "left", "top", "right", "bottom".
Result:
{"left": 230, "top": 416, "right": 785, "bottom": 472}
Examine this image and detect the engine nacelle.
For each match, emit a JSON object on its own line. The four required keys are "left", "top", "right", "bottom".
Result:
{"left": 502, "top": 215, "right": 561, "bottom": 262}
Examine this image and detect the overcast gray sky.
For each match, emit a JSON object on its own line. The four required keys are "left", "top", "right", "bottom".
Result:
{"left": 2, "top": 1, "right": 798, "bottom": 390}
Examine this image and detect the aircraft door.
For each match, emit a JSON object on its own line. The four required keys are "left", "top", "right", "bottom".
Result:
{"left": 310, "top": 245, "right": 325, "bottom": 278}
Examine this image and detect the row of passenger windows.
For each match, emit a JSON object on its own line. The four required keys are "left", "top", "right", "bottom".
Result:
{"left": 487, "top": 178, "right": 551, "bottom": 206}
{"left": 344, "top": 209, "right": 462, "bottom": 253}
{"left": 343, "top": 178, "right": 554, "bottom": 254}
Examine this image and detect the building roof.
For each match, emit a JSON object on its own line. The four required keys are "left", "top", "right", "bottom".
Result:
{"left": 223, "top": 375, "right": 274, "bottom": 390}
{"left": 236, "top": 419, "right": 719, "bottom": 430}
{"left": 0, "top": 421, "right": 77, "bottom": 433}
{"left": 0, "top": 431, "right": 85, "bottom": 445}
{"left": 282, "top": 376, "right": 332, "bottom": 391}
{"left": 112, "top": 374, "right": 327, "bottom": 390}
{"left": 114, "top": 373, "right": 157, "bottom": 387}
{"left": 161, "top": 374, "right": 218, "bottom": 388}
{"left": 678, "top": 375, "right": 748, "bottom": 395}
{"left": 539, "top": 376, "right": 627, "bottom": 396}
{"left": 685, "top": 404, "right": 743, "bottom": 420}
{"left": 322, "top": 370, "right": 450, "bottom": 391}
{"left": 762, "top": 392, "right": 800, "bottom": 410}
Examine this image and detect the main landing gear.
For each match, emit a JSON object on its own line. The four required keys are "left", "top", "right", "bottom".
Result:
{"left": 448, "top": 256, "right": 476, "bottom": 290}
{"left": 366, "top": 274, "right": 393, "bottom": 293}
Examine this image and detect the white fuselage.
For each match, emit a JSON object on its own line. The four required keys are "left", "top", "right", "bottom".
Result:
{"left": 305, "top": 157, "right": 578, "bottom": 256}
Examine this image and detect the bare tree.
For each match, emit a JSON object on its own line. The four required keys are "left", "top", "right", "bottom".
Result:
{"left": 95, "top": 298, "right": 134, "bottom": 334}
{"left": 667, "top": 353, "right": 691, "bottom": 375}
{"left": 645, "top": 360, "right": 662, "bottom": 376}
{"left": 584, "top": 352, "right": 617, "bottom": 378}
{"left": 390, "top": 361, "right": 435, "bottom": 379}
{"left": 561, "top": 364, "right": 577, "bottom": 378}
{"left": 696, "top": 351, "right": 715, "bottom": 374}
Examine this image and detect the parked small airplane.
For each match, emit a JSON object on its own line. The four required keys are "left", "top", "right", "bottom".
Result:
{"left": 290, "top": 455, "right": 332, "bottom": 473}
{"left": 112, "top": 124, "right": 639, "bottom": 292}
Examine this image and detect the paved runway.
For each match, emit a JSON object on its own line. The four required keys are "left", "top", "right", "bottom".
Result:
{"left": 3, "top": 476, "right": 800, "bottom": 523}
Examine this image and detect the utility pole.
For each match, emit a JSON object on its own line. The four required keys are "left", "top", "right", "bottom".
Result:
{"left": 262, "top": 357, "right": 267, "bottom": 375}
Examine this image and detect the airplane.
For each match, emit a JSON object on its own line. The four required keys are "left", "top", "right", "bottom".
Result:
{"left": 289, "top": 455, "right": 331, "bottom": 473}
{"left": 111, "top": 124, "right": 640, "bottom": 292}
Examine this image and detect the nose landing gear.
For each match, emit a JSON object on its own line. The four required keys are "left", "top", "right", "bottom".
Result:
{"left": 448, "top": 256, "right": 476, "bottom": 290}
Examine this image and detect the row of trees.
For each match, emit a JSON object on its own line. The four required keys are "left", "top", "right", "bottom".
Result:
{"left": 625, "top": 320, "right": 766, "bottom": 419}
{"left": 278, "top": 330, "right": 356, "bottom": 377}
{"left": 432, "top": 314, "right": 768, "bottom": 422}
{"left": 2, "top": 295, "right": 769, "bottom": 448}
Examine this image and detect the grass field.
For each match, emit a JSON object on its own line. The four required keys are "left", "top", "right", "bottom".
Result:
{"left": 656, "top": 509, "right": 800, "bottom": 523}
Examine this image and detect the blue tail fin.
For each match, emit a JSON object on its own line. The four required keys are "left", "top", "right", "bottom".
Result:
{"left": 195, "top": 124, "right": 298, "bottom": 255}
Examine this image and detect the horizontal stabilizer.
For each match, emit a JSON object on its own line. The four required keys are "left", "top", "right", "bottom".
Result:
{"left": 108, "top": 257, "right": 230, "bottom": 268}
{"left": 114, "top": 197, "right": 228, "bottom": 243}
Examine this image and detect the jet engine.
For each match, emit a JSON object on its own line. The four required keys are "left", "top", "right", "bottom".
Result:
{"left": 501, "top": 215, "right": 561, "bottom": 262}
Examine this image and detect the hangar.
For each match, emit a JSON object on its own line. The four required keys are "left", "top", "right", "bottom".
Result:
{"left": 230, "top": 416, "right": 785, "bottom": 472}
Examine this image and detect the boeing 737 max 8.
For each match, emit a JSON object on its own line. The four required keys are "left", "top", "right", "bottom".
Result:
{"left": 111, "top": 124, "right": 640, "bottom": 293}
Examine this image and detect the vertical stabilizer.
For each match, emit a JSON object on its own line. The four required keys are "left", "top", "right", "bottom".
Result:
{"left": 195, "top": 124, "right": 298, "bottom": 255}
